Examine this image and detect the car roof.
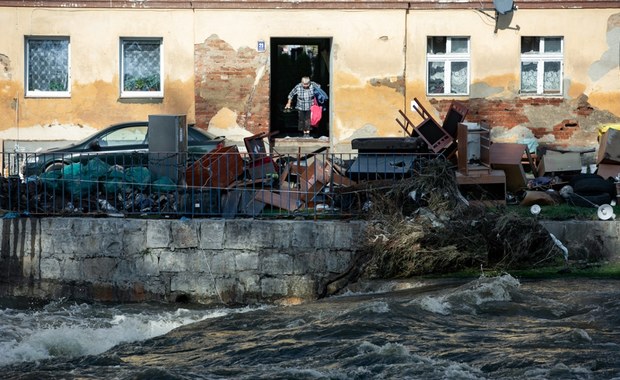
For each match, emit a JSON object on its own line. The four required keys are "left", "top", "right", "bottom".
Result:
{"left": 42, "top": 121, "right": 224, "bottom": 153}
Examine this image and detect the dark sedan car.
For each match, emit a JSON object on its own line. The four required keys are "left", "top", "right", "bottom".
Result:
{"left": 22, "top": 121, "right": 225, "bottom": 177}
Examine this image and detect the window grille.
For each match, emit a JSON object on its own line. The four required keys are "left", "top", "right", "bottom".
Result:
{"left": 26, "top": 37, "right": 70, "bottom": 97}
{"left": 121, "top": 38, "right": 163, "bottom": 98}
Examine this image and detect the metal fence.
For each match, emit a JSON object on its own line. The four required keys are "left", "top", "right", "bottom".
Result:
{"left": 0, "top": 149, "right": 438, "bottom": 218}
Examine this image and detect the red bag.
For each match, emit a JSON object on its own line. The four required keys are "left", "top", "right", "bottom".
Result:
{"left": 310, "top": 98, "right": 322, "bottom": 127}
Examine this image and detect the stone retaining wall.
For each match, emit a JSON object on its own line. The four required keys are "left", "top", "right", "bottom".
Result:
{"left": 0, "top": 218, "right": 617, "bottom": 305}
{"left": 0, "top": 218, "right": 366, "bottom": 305}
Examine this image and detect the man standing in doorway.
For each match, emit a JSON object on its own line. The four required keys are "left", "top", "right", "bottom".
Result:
{"left": 285, "top": 76, "right": 319, "bottom": 138}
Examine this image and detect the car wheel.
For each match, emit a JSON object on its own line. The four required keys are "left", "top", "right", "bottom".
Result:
{"left": 45, "top": 162, "right": 68, "bottom": 173}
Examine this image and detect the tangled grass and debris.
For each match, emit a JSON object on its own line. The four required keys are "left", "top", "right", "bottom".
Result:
{"left": 357, "top": 159, "right": 569, "bottom": 281}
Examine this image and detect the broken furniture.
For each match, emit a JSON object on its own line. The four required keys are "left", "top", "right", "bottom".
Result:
{"left": 455, "top": 169, "right": 506, "bottom": 205}
{"left": 256, "top": 156, "right": 356, "bottom": 212}
{"left": 456, "top": 122, "right": 491, "bottom": 176}
{"left": 347, "top": 154, "right": 418, "bottom": 182}
{"left": 348, "top": 137, "right": 427, "bottom": 182}
{"left": 439, "top": 101, "right": 469, "bottom": 160}
{"left": 454, "top": 123, "right": 506, "bottom": 204}
{"left": 244, "top": 131, "right": 280, "bottom": 180}
{"left": 185, "top": 144, "right": 244, "bottom": 188}
{"left": 537, "top": 149, "right": 582, "bottom": 179}
{"left": 489, "top": 142, "right": 529, "bottom": 193}
{"left": 598, "top": 128, "right": 620, "bottom": 165}
{"left": 396, "top": 98, "right": 453, "bottom": 153}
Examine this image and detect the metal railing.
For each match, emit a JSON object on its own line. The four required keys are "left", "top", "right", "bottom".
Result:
{"left": 0, "top": 149, "right": 438, "bottom": 218}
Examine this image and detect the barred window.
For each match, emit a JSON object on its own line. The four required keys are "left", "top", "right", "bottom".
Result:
{"left": 426, "top": 37, "right": 470, "bottom": 95}
{"left": 120, "top": 38, "right": 163, "bottom": 98}
{"left": 26, "top": 37, "right": 70, "bottom": 97}
{"left": 520, "top": 37, "right": 563, "bottom": 95}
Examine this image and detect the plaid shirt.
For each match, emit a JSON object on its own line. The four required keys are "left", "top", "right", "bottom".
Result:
{"left": 288, "top": 82, "right": 319, "bottom": 111}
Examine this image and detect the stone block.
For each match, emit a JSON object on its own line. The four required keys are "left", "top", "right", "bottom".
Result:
{"left": 133, "top": 253, "right": 161, "bottom": 277}
{"left": 261, "top": 253, "right": 293, "bottom": 275}
{"left": 287, "top": 275, "right": 316, "bottom": 298}
{"left": 291, "top": 222, "right": 316, "bottom": 249}
{"left": 261, "top": 277, "right": 288, "bottom": 297}
{"left": 60, "top": 257, "right": 82, "bottom": 281}
{"left": 313, "top": 222, "right": 335, "bottom": 249}
{"left": 43, "top": 218, "right": 73, "bottom": 234}
{"left": 121, "top": 220, "right": 147, "bottom": 255}
{"left": 269, "top": 221, "right": 292, "bottom": 249}
{"left": 215, "top": 277, "right": 239, "bottom": 303}
{"left": 171, "top": 272, "right": 218, "bottom": 296}
{"left": 223, "top": 219, "right": 273, "bottom": 250}
{"left": 77, "top": 234, "right": 122, "bottom": 257}
{"left": 171, "top": 220, "right": 199, "bottom": 249}
{"left": 146, "top": 220, "right": 171, "bottom": 248}
{"left": 293, "top": 251, "right": 326, "bottom": 274}
{"left": 238, "top": 272, "right": 260, "bottom": 293}
{"left": 326, "top": 250, "right": 353, "bottom": 273}
{"left": 198, "top": 219, "right": 225, "bottom": 249}
{"left": 82, "top": 257, "right": 117, "bottom": 281}
{"left": 234, "top": 252, "right": 259, "bottom": 272}
{"left": 40, "top": 258, "right": 61, "bottom": 279}
{"left": 332, "top": 222, "right": 360, "bottom": 250}
{"left": 209, "top": 251, "right": 236, "bottom": 274}
{"left": 159, "top": 250, "right": 205, "bottom": 272}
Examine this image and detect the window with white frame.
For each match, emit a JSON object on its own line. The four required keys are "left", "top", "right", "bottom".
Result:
{"left": 426, "top": 36, "right": 470, "bottom": 95}
{"left": 520, "top": 37, "right": 563, "bottom": 95}
{"left": 26, "top": 37, "right": 70, "bottom": 97}
{"left": 120, "top": 38, "right": 163, "bottom": 98}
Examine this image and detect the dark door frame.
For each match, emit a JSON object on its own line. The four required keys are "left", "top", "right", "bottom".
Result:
{"left": 269, "top": 37, "right": 331, "bottom": 139}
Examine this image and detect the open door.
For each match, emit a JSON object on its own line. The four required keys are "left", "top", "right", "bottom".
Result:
{"left": 270, "top": 37, "right": 331, "bottom": 139}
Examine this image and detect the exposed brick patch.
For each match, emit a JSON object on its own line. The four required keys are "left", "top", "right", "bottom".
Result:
{"left": 430, "top": 97, "right": 598, "bottom": 144}
{"left": 194, "top": 36, "right": 270, "bottom": 135}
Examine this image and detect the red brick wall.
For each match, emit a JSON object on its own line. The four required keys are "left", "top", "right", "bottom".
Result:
{"left": 194, "top": 36, "right": 270, "bottom": 135}
{"left": 430, "top": 98, "right": 585, "bottom": 145}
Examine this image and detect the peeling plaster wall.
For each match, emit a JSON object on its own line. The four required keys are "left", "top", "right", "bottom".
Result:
{"left": 1, "top": 6, "right": 619, "bottom": 154}
{"left": 0, "top": 8, "right": 196, "bottom": 152}
{"left": 406, "top": 9, "right": 620, "bottom": 150}
{"left": 193, "top": 10, "right": 407, "bottom": 147}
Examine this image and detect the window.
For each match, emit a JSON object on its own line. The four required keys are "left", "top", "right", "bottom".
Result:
{"left": 426, "top": 37, "right": 470, "bottom": 95}
{"left": 520, "top": 37, "right": 563, "bottom": 95}
{"left": 120, "top": 38, "right": 163, "bottom": 98}
{"left": 100, "top": 125, "right": 148, "bottom": 147}
{"left": 26, "top": 37, "right": 70, "bottom": 97}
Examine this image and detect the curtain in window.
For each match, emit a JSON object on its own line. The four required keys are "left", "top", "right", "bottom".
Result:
{"left": 543, "top": 62, "right": 561, "bottom": 93}
{"left": 451, "top": 62, "right": 467, "bottom": 94}
{"left": 521, "top": 62, "right": 537, "bottom": 93}
{"left": 428, "top": 62, "right": 445, "bottom": 94}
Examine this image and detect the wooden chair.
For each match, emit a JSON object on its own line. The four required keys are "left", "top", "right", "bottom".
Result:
{"left": 395, "top": 98, "right": 452, "bottom": 153}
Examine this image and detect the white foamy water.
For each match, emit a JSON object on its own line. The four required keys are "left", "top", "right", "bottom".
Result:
{"left": 413, "top": 274, "right": 521, "bottom": 315}
{"left": 0, "top": 300, "right": 261, "bottom": 366}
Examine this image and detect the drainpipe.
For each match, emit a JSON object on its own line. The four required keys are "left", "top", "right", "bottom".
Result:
{"left": 402, "top": 7, "right": 409, "bottom": 137}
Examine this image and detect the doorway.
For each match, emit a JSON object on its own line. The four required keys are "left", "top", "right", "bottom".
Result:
{"left": 270, "top": 37, "right": 331, "bottom": 139}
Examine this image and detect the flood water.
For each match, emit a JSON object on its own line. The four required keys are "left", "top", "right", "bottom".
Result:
{"left": 1, "top": 274, "right": 619, "bottom": 379}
